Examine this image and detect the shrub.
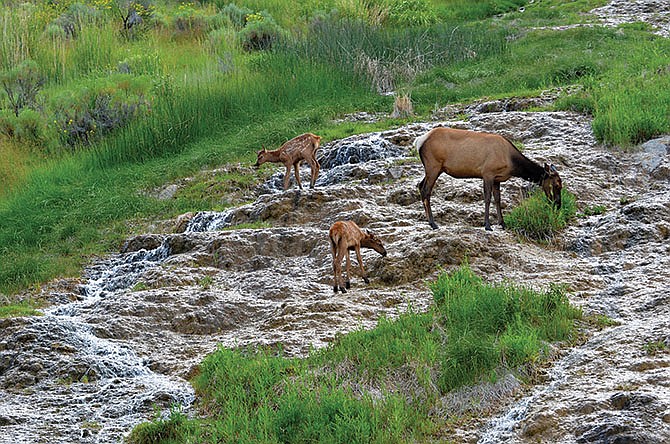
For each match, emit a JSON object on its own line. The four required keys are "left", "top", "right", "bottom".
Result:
{"left": 220, "top": 2, "right": 252, "bottom": 28}
{"left": 0, "top": 110, "right": 17, "bottom": 137}
{"left": 238, "top": 12, "right": 283, "bottom": 51}
{"left": 51, "top": 77, "right": 150, "bottom": 148}
{"left": 0, "top": 60, "right": 44, "bottom": 117}
{"left": 504, "top": 188, "right": 577, "bottom": 242}
{"left": 172, "top": 1, "right": 209, "bottom": 38}
{"left": 15, "top": 108, "right": 46, "bottom": 145}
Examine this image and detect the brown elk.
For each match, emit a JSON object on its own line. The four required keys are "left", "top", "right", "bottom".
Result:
{"left": 415, "top": 127, "right": 562, "bottom": 230}
{"left": 329, "top": 220, "right": 387, "bottom": 293}
{"left": 254, "top": 133, "right": 322, "bottom": 190}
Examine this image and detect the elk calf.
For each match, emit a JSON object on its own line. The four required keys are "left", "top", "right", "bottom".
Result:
{"left": 329, "top": 220, "right": 387, "bottom": 293}
{"left": 254, "top": 133, "right": 322, "bottom": 190}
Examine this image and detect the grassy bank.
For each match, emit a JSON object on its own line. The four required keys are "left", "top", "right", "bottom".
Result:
{"left": 127, "top": 264, "right": 582, "bottom": 444}
{"left": 1, "top": 1, "right": 669, "bottom": 297}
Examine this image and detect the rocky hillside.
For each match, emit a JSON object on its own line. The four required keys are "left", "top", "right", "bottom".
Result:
{"left": 1, "top": 93, "right": 669, "bottom": 442}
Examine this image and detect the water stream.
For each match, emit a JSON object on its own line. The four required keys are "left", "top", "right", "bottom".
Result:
{"left": 1, "top": 103, "right": 669, "bottom": 443}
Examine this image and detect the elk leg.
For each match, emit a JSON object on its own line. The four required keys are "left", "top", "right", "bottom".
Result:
{"left": 294, "top": 162, "right": 303, "bottom": 190}
{"left": 355, "top": 245, "right": 369, "bottom": 284}
{"left": 283, "top": 164, "right": 292, "bottom": 190}
{"left": 331, "top": 242, "right": 339, "bottom": 293}
{"left": 309, "top": 157, "right": 320, "bottom": 189}
{"left": 334, "top": 249, "right": 347, "bottom": 293}
{"left": 344, "top": 250, "right": 351, "bottom": 289}
{"left": 418, "top": 169, "right": 441, "bottom": 229}
{"left": 483, "top": 179, "right": 493, "bottom": 231}
{"left": 493, "top": 182, "right": 505, "bottom": 228}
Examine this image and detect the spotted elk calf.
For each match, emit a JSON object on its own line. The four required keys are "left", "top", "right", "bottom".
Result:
{"left": 254, "top": 133, "right": 322, "bottom": 190}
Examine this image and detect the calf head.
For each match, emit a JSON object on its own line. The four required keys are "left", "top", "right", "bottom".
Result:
{"left": 254, "top": 148, "right": 269, "bottom": 167}
{"left": 362, "top": 231, "right": 387, "bottom": 257}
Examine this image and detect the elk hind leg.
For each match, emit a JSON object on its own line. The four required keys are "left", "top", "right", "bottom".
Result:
{"left": 293, "top": 162, "right": 303, "bottom": 190}
{"left": 418, "top": 169, "right": 441, "bottom": 229}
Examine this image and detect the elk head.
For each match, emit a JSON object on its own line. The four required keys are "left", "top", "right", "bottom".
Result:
{"left": 541, "top": 163, "right": 562, "bottom": 210}
{"left": 254, "top": 147, "right": 268, "bottom": 167}
{"left": 362, "top": 231, "right": 387, "bottom": 257}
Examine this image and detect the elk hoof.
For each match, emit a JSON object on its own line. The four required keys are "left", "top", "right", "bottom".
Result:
{"left": 429, "top": 222, "right": 439, "bottom": 230}
{"left": 339, "top": 286, "right": 347, "bottom": 294}
{"left": 363, "top": 277, "right": 370, "bottom": 284}
{"left": 345, "top": 281, "right": 351, "bottom": 289}
{"left": 333, "top": 286, "right": 338, "bottom": 293}
{"left": 485, "top": 224, "right": 493, "bottom": 231}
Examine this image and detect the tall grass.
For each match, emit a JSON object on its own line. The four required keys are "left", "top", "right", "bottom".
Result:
{"left": 504, "top": 189, "right": 576, "bottom": 242}
{"left": 127, "top": 263, "right": 581, "bottom": 444}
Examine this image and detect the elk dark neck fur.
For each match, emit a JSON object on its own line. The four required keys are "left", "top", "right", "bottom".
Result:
{"left": 509, "top": 146, "right": 546, "bottom": 184}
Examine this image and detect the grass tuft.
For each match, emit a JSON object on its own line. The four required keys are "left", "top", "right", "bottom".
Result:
{"left": 504, "top": 189, "right": 576, "bottom": 242}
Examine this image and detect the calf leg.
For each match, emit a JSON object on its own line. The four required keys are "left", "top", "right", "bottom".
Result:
{"left": 308, "top": 157, "right": 320, "bottom": 189}
{"left": 334, "top": 249, "right": 347, "bottom": 293}
{"left": 283, "top": 164, "right": 292, "bottom": 190}
{"left": 344, "top": 250, "right": 352, "bottom": 289}
{"left": 355, "top": 245, "right": 369, "bottom": 284}
{"left": 293, "top": 162, "right": 303, "bottom": 190}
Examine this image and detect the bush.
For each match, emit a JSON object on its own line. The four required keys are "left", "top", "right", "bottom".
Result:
{"left": 220, "top": 3, "right": 252, "bottom": 28}
{"left": 15, "top": 108, "right": 46, "bottom": 145}
{"left": 504, "top": 189, "right": 577, "bottom": 242}
{"left": 0, "top": 110, "right": 17, "bottom": 138}
{"left": 51, "top": 77, "right": 151, "bottom": 148}
{"left": 172, "top": 2, "right": 209, "bottom": 38}
{"left": 238, "top": 12, "right": 283, "bottom": 51}
{"left": 0, "top": 60, "right": 44, "bottom": 117}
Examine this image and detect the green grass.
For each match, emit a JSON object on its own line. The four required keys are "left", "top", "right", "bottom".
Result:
{"left": 505, "top": 189, "right": 577, "bottom": 242}
{"left": 127, "top": 263, "right": 581, "bottom": 444}
{"left": 1, "top": 0, "right": 670, "bottom": 296}
{"left": 0, "top": 300, "right": 40, "bottom": 318}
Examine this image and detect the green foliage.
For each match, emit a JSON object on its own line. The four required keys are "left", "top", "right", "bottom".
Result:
{"left": 592, "top": 72, "right": 670, "bottom": 147}
{"left": 431, "top": 264, "right": 581, "bottom": 390}
{"left": 127, "top": 264, "right": 580, "bottom": 443}
{"left": 0, "top": 59, "right": 44, "bottom": 117}
{"left": 0, "top": 300, "right": 40, "bottom": 318}
{"left": 126, "top": 407, "right": 191, "bottom": 444}
{"left": 504, "top": 189, "right": 577, "bottom": 242}
{"left": 238, "top": 11, "right": 283, "bottom": 51}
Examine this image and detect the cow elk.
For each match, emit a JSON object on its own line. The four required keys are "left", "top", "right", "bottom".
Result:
{"left": 329, "top": 220, "right": 387, "bottom": 293}
{"left": 415, "top": 127, "right": 563, "bottom": 230}
{"left": 254, "top": 133, "right": 322, "bottom": 190}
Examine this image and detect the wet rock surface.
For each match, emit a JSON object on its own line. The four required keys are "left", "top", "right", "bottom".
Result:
{"left": 2, "top": 100, "right": 670, "bottom": 442}
{"left": 3, "top": 2, "right": 670, "bottom": 436}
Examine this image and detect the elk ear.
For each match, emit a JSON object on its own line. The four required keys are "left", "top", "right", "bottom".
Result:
{"left": 550, "top": 164, "right": 558, "bottom": 173}
{"left": 544, "top": 163, "right": 551, "bottom": 173}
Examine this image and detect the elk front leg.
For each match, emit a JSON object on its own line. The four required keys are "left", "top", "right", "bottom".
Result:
{"left": 283, "top": 164, "right": 292, "bottom": 190}
{"left": 355, "top": 245, "right": 369, "bottom": 284}
{"left": 493, "top": 181, "right": 505, "bottom": 228}
{"left": 483, "top": 179, "right": 494, "bottom": 231}
{"left": 344, "top": 250, "right": 352, "bottom": 289}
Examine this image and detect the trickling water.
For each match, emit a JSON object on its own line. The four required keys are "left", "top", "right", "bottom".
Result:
{"left": 2, "top": 92, "right": 670, "bottom": 443}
